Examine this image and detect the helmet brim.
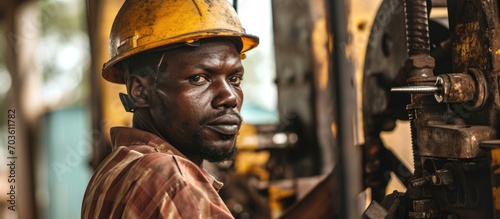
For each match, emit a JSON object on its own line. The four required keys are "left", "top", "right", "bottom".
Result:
{"left": 102, "top": 32, "right": 259, "bottom": 84}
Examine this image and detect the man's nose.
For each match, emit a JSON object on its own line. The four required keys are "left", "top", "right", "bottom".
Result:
{"left": 211, "top": 80, "right": 239, "bottom": 109}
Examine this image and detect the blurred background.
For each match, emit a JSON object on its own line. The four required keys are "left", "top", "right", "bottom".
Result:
{"left": 0, "top": 0, "right": 418, "bottom": 218}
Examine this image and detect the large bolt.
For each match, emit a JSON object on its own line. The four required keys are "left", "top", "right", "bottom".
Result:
{"left": 391, "top": 72, "right": 476, "bottom": 104}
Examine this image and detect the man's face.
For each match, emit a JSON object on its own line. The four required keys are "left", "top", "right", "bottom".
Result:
{"left": 150, "top": 40, "right": 244, "bottom": 162}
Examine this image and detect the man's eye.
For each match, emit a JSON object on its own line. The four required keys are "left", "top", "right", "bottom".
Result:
{"left": 190, "top": 75, "right": 208, "bottom": 84}
{"left": 229, "top": 76, "right": 242, "bottom": 86}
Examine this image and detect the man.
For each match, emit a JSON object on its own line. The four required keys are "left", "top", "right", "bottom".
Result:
{"left": 83, "top": 0, "right": 338, "bottom": 218}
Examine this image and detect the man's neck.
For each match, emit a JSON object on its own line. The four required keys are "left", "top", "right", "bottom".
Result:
{"left": 132, "top": 111, "right": 163, "bottom": 138}
{"left": 131, "top": 111, "right": 205, "bottom": 167}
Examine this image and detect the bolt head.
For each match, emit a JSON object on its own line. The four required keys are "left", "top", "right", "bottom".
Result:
{"left": 406, "top": 55, "right": 436, "bottom": 69}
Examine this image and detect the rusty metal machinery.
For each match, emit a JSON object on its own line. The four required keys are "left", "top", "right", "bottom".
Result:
{"left": 363, "top": 0, "right": 500, "bottom": 218}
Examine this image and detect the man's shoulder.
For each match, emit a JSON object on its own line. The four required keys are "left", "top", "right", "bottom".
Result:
{"left": 82, "top": 147, "right": 196, "bottom": 218}
{"left": 82, "top": 147, "right": 230, "bottom": 219}
{"left": 94, "top": 146, "right": 206, "bottom": 182}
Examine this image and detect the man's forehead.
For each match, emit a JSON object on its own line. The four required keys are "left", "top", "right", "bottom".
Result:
{"left": 124, "top": 38, "right": 241, "bottom": 76}
{"left": 167, "top": 38, "right": 241, "bottom": 55}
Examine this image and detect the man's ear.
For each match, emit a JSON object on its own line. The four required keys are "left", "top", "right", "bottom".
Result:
{"left": 126, "top": 75, "right": 151, "bottom": 108}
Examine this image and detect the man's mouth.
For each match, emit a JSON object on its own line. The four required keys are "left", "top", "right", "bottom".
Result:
{"left": 206, "top": 124, "right": 240, "bottom": 135}
{"left": 205, "top": 114, "right": 242, "bottom": 136}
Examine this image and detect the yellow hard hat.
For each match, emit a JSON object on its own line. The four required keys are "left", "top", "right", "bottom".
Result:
{"left": 102, "top": 0, "right": 260, "bottom": 84}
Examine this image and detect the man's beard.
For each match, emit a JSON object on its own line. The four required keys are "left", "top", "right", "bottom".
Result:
{"left": 192, "top": 132, "right": 238, "bottom": 162}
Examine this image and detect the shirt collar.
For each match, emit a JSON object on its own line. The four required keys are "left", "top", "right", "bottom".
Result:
{"left": 110, "top": 127, "right": 187, "bottom": 159}
{"left": 110, "top": 127, "right": 224, "bottom": 190}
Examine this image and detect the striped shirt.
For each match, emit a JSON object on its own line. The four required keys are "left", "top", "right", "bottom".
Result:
{"left": 82, "top": 127, "right": 233, "bottom": 218}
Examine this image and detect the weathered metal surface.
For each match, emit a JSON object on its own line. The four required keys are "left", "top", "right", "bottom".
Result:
{"left": 447, "top": 2, "right": 500, "bottom": 217}
{"left": 422, "top": 158, "right": 494, "bottom": 218}
{"left": 462, "top": 68, "right": 487, "bottom": 111}
{"left": 434, "top": 73, "right": 475, "bottom": 103}
{"left": 419, "top": 124, "right": 496, "bottom": 159}
{"left": 409, "top": 199, "right": 439, "bottom": 218}
{"left": 449, "top": 0, "right": 500, "bottom": 127}
{"left": 450, "top": 1, "right": 492, "bottom": 74}
{"left": 365, "top": 0, "right": 500, "bottom": 217}
{"left": 431, "top": 168, "right": 454, "bottom": 186}
{"left": 404, "top": 0, "right": 437, "bottom": 187}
